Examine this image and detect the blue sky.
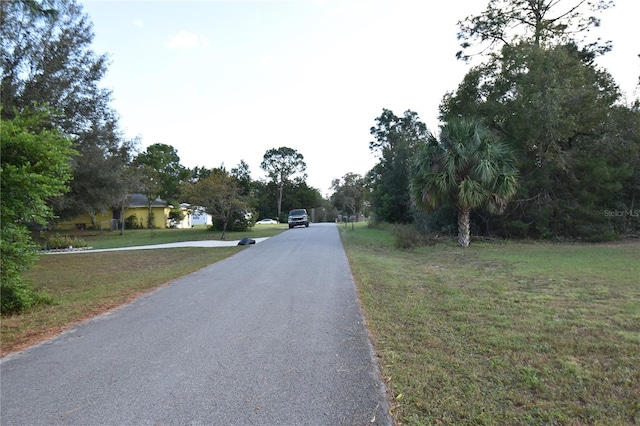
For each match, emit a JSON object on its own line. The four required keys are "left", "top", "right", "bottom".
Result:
{"left": 80, "top": 0, "right": 638, "bottom": 195}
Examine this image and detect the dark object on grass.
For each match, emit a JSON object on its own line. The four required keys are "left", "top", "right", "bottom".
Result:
{"left": 238, "top": 237, "right": 256, "bottom": 246}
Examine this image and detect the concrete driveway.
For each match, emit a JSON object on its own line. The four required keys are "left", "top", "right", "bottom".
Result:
{"left": 44, "top": 237, "right": 271, "bottom": 253}
{"left": 0, "top": 223, "right": 392, "bottom": 425}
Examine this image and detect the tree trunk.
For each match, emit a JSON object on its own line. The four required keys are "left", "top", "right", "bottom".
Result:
{"left": 120, "top": 205, "right": 125, "bottom": 235}
{"left": 220, "top": 221, "right": 227, "bottom": 240}
{"left": 458, "top": 206, "right": 471, "bottom": 247}
{"left": 277, "top": 182, "right": 283, "bottom": 218}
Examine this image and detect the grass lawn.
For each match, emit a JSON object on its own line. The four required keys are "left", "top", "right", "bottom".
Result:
{"left": 1, "top": 225, "right": 285, "bottom": 355}
{"left": 340, "top": 223, "right": 639, "bottom": 425}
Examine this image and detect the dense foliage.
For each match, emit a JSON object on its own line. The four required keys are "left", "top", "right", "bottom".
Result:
{"left": 330, "top": 173, "right": 366, "bottom": 221}
{"left": 1, "top": 0, "right": 135, "bottom": 222}
{"left": 442, "top": 24, "right": 639, "bottom": 240}
{"left": 1, "top": 108, "right": 76, "bottom": 314}
{"left": 367, "top": 109, "right": 428, "bottom": 224}
{"left": 358, "top": 0, "right": 639, "bottom": 241}
{"left": 134, "top": 143, "right": 189, "bottom": 228}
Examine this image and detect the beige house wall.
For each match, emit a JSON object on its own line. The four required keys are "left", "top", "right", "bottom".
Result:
{"left": 56, "top": 206, "right": 171, "bottom": 230}
{"left": 124, "top": 206, "right": 171, "bottom": 229}
{"left": 56, "top": 211, "right": 113, "bottom": 231}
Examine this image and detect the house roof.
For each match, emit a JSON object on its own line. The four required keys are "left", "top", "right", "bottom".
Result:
{"left": 125, "top": 193, "right": 170, "bottom": 208}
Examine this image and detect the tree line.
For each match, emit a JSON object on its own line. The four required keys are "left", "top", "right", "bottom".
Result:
{"left": 331, "top": 0, "right": 639, "bottom": 246}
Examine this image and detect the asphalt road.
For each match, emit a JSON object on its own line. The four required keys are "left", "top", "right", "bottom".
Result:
{"left": 0, "top": 223, "right": 392, "bottom": 425}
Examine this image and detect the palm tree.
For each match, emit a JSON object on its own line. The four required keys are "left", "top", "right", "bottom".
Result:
{"left": 410, "top": 118, "right": 519, "bottom": 247}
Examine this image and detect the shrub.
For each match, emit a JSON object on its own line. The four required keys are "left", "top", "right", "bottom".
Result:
{"left": 414, "top": 206, "right": 457, "bottom": 236}
{"left": 1, "top": 224, "right": 53, "bottom": 315}
{"left": 367, "top": 220, "right": 390, "bottom": 230}
{"left": 501, "top": 219, "right": 532, "bottom": 239}
{"left": 41, "top": 234, "right": 88, "bottom": 250}
{"left": 125, "top": 214, "right": 142, "bottom": 229}
{"left": 211, "top": 211, "right": 252, "bottom": 233}
{"left": 1, "top": 279, "right": 53, "bottom": 315}
{"left": 391, "top": 224, "right": 438, "bottom": 250}
{"left": 169, "top": 209, "right": 185, "bottom": 227}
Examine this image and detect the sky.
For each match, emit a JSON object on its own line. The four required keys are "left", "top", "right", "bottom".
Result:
{"left": 79, "top": 0, "right": 639, "bottom": 196}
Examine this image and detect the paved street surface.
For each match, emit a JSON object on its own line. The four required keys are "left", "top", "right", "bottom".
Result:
{"left": 1, "top": 223, "right": 392, "bottom": 425}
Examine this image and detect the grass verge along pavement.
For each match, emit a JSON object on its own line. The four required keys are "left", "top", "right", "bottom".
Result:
{"left": 2, "top": 226, "right": 284, "bottom": 355}
{"left": 340, "top": 223, "right": 639, "bottom": 425}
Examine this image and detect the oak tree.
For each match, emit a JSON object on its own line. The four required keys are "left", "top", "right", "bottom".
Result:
{"left": 134, "top": 143, "right": 189, "bottom": 228}
{"left": 185, "top": 170, "right": 249, "bottom": 239}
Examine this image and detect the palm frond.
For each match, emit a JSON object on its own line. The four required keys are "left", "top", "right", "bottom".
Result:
{"left": 458, "top": 178, "right": 489, "bottom": 209}
{"left": 409, "top": 117, "right": 519, "bottom": 227}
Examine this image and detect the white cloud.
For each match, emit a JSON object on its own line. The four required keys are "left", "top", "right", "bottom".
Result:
{"left": 132, "top": 19, "right": 144, "bottom": 29}
{"left": 165, "top": 30, "right": 208, "bottom": 50}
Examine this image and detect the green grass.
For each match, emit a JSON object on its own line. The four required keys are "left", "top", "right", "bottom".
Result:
{"left": 341, "top": 223, "right": 640, "bottom": 425}
{"left": 2, "top": 225, "right": 285, "bottom": 355}
{"left": 36, "top": 224, "right": 286, "bottom": 249}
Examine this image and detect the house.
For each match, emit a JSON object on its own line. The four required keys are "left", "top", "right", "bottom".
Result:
{"left": 170, "top": 203, "right": 213, "bottom": 228}
{"left": 187, "top": 204, "right": 213, "bottom": 227}
{"left": 55, "top": 194, "right": 174, "bottom": 231}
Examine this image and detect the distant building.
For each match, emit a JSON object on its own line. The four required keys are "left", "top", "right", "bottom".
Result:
{"left": 189, "top": 206, "right": 213, "bottom": 227}
{"left": 175, "top": 203, "right": 213, "bottom": 228}
{"left": 55, "top": 194, "right": 173, "bottom": 231}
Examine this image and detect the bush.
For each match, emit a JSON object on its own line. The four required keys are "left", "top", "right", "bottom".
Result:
{"left": 41, "top": 234, "right": 88, "bottom": 250}
{"left": 125, "top": 214, "right": 142, "bottom": 229}
{"left": 169, "top": 209, "right": 186, "bottom": 228}
{"left": 211, "top": 211, "right": 252, "bottom": 233}
{"left": 367, "top": 219, "right": 390, "bottom": 230}
{"left": 501, "top": 220, "right": 532, "bottom": 239}
{"left": 391, "top": 224, "right": 438, "bottom": 250}
{"left": 1, "top": 279, "right": 53, "bottom": 315}
{"left": 1, "top": 224, "right": 53, "bottom": 315}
